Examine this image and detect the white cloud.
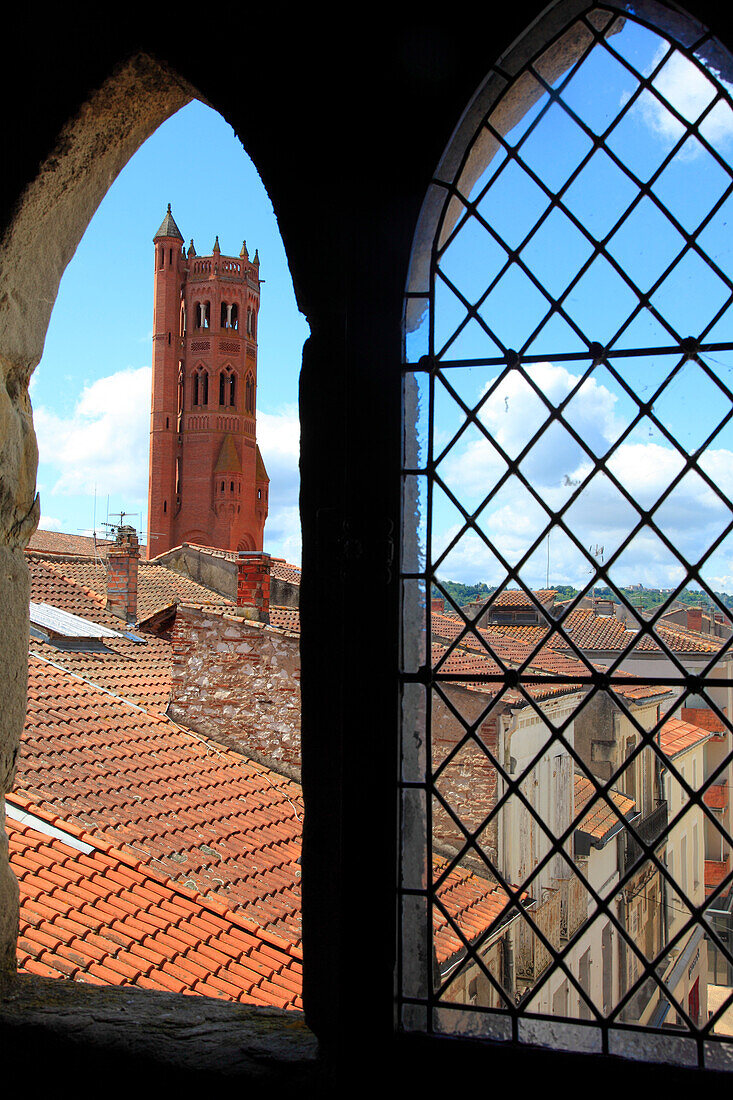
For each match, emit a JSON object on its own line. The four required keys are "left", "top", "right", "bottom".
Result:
{"left": 38, "top": 515, "right": 63, "bottom": 531}
{"left": 33, "top": 368, "right": 302, "bottom": 563}
{"left": 34, "top": 367, "right": 152, "bottom": 500}
{"left": 433, "top": 361, "right": 733, "bottom": 590}
{"left": 634, "top": 46, "right": 733, "bottom": 150}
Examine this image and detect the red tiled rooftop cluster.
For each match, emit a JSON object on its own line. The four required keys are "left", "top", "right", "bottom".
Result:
{"left": 10, "top": 802, "right": 302, "bottom": 1008}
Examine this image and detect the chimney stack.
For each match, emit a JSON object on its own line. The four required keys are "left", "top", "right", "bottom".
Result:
{"left": 237, "top": 551, "right": 271, "bottom": 623}
{"left": 431, "top": 597, "right": 444, "bottom": 615}
{"left": 687, "top": 607, "right": 704, "bottom": 633}
{"left": 106, "top": 526, "right": 140, "bottom": 622}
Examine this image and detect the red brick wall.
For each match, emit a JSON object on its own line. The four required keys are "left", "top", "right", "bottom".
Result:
{"left": 168, "top": 604, "right": 301, "bottom": 773}
{"left": 681, "top": 705, "right": 727, "bottom": 733}
{"left": 106, "top": 529, "right": 139, "bottom": 621}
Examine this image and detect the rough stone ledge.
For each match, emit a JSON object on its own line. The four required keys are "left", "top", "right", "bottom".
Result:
{"left": 0, "top": 974, "right": 322, "bottom": 1085}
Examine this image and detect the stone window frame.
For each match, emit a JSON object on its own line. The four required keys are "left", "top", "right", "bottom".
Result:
{"left": 0, "top": 8, "right": 730, "bottom": 1088}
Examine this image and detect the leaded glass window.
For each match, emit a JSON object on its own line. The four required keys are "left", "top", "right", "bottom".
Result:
{"left": 400, "top": 0, "right": 733, "bottom": 1068}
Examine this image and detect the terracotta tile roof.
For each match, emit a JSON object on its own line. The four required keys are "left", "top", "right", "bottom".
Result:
{"left": 27, "top": 553, "right": 234, "bottom": 624}
{"left": 432, "top": 858, "right": 514, "bottom": 967}
{"left": 271, "top": 559, "right": 301, "bottom": 585}
{"left": 658, "top": 717, "right": 712, "bottom": 758}
{"left": 574, "top": 773, "right": 636, "bottom": 841}
{"left": 705, "top": 856, "right": 730, "bottom": 895}
{"left": 8, "top": 802, "right": 302, "bottom": 1008}
{"left": 16, "top": 655, "right": 303, "bottom": 944}
{"left": 553, "top": 609, "right": 726, "bottom": 656}
{"left": 703, "top": 782, "right": 728, "bottom": 810}
{"left": 269, "top": 607, "right": 300, "bottom": 633}
{"left": 462, "top": 589, "right": 557, "bottom": 612}
{"left": 26, "top": 530, "right": 115, "bottom": 558}
{"left": 26, "top": 557, "right": 172, "bottom": 713}
{"left": 430, "top": 642, "right": 583, "bottom": 704}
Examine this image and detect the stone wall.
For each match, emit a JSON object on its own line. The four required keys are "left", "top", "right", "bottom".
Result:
{"left": 431, "top": 686, "right": 501, "bottom": 869}
{"left": 152, "top": 544, "right": 300, "bottom": 609}
{"left": 168, "top": 605, "right": 301, "bottom": 775}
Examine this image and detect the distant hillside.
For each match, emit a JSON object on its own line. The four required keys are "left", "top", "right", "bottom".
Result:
{"left": 431, "top": 580, "right": 733, "bottom": 614}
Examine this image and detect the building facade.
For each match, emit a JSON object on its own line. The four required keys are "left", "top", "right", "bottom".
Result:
{"left": 147, "top": 206, "right": 269, "bottom": 558}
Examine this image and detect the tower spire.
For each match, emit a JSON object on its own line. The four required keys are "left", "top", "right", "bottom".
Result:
{"left": 154, "top": 203, "right": 183, "bottom": 241}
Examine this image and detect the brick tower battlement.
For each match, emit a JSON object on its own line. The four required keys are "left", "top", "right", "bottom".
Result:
{"left": 147, "top": 205, "right": 269, "bottom": 559}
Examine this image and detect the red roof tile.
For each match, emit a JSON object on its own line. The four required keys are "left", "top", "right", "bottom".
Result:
{"left": 27, "top": 552, "right": 234, "bottom": 624}
{"left": 15, "top": 656, "right": 304, "bottom": 943}
{"left": 658, "top": 717, "right": 712, "bottom": 758}
{"left": 8, "top": 808, "right": 302, "bottom": 1008}
{"left": 574, "top": 774, "right": 635, "bottom": 841}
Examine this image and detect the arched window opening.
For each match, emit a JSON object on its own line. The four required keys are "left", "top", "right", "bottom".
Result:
{"left": 221, "top": 301, "right": 228, "bottom": 328}
{"left": 245, "top": 371, "right": 255, "bottom": 414}
{"left": 218, "top": 366, "right": 236, "bottom": 407}
{"left": 16, "top": 77, "right": 310, "bottom": 1033}
{"left": 400, "top": 1, "right": 733, "bottom": 1063}
{"left": 193, "top": 367, "right": 208, "bottom": 407}
{"left": 231, "top": 302, "right": 239, "bottom": 330}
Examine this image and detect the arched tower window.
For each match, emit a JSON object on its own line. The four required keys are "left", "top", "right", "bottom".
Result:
{"left": 193, "top": 366, "right": 208, "bottom": 407}
{"left": 231, "top": 303, "right": 239, "bottom": 330}
{"left": 400, "top": 0, "right": 733, "bottom": 1061}
{"left": 221, "top": 301, "right": 229, "bottom": 329}
{"left": 219, "top": 366, "right": 236, "bottom": 407}
{"left": 245, "top": 371, "right": 255, "bottom": 414}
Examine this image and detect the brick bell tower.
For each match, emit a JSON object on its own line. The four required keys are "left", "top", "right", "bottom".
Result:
{"left": 147, "top": 205, "right": 269, "bottom": 559}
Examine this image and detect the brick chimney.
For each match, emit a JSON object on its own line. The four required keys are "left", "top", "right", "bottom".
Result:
{"left": 237, "top": 551, "right": 271, "bottom": 623}
{"left": 687, "top": 607, "right": 703, "bottom": 633}
{"left": 106, "top": 525, "right": 140, "bottom": 622}
{"left": 431, "top": 597, "right": 444, "bottom": 615}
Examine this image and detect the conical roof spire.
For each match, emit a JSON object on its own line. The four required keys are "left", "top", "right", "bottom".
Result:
{"left": 240, "top": 240, "right": 249, "bottom": 261}
{"left": 253, "top": 249, "right": 260, "bottom": 267}
{"left": 154, "top": 203, "right": 183, "bottom": 241}
{"left": 188, "top": 239, "right": 197, "bottom": 258}
{"left": 213, "top": 235, "right": 221, "bottom": 254}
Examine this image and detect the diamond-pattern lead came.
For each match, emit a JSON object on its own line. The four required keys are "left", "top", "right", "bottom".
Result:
{"left": 401, "top": 0, "right": 733, "bottom": 1056}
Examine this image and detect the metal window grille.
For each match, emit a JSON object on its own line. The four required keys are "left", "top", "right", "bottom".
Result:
{"left": 400, "top": 0, "right": 733, "bottom": 1069}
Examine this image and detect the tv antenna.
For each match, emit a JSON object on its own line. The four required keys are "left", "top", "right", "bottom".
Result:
{"left": 588, "top": 544, "right": 604, "bottom": 603}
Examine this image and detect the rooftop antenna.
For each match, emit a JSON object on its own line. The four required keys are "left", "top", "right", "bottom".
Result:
{"left": 546, "top": 531, "right": 550, "bottom": 589}
{"left": 589, "top": 544, "right": 604, "bottom": 604}
{"left": 101, "top": 510, "right": 137, "bottom": 541}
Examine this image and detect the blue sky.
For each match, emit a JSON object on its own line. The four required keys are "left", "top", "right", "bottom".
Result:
{"left": 32, "top": 100, "right": 309, "bottom": 563}
{"left": 407, "top": 15, "right": 733, "bottom": 597}
{"left": 32, "top": 19, "right": 733, "bottom": 597}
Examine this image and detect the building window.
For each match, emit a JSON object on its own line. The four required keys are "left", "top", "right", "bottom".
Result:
{"left": 193, "top": 367, "right": 208, "bottom": 407}
{"left": 245, "top": 372, "right": 255, "bottom": 414}
{"left": 219, "top": 367, "right": 236, "bottom": 407}
{"left": 400, "top": 0, "right": 733, "bottom": 1065}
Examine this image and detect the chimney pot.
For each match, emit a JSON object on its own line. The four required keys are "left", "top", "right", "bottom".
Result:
{"left": 236, "top": 551, "right": 271, "bottom": 623}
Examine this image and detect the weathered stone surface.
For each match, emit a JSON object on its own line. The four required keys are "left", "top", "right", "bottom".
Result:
{"left": 0, "top": 974, "right": 320, "bottom": 1083}
{"left": 0, "top": 53, "right": 194, "bottom": 974}
{"left": 169, "top": 605, "right": 301, "bottom": 775}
